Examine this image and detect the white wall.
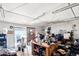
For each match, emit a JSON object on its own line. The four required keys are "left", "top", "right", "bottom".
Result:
{"left": 45, "top": 20, "right": 79, "bottom": 35}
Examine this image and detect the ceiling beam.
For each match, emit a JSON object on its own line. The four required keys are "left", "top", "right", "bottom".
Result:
{"left": 10, "top": 3, "right": 28, "bottom": 11}
{"left": 34, "top": 12, "right": 46, "bottom": 20}
{"left": 52, "top": 3, "right": 79, "bottom": 14}
{"left": 33, "top": 3, "right": 79, "bottom": 20}
{"left": 68, "top": 3, "right": 76, "bottom": 18}
{"left": 43, "top": 16, "right": 79, "bottom": 27}
{"left": 32, "top": 16, "right": 79, "bottom": 27}
{"left": 4, "top": 9, "right": 34, "bottom": 19}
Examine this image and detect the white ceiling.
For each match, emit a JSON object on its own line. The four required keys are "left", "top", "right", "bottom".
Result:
{"left": 0, "top": 3, "right": 79, "bottom": 26}
{"left": 73, "top": 6, "right": 79, "bottom": 17}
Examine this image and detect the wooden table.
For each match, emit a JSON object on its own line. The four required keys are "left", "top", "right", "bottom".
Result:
{"left": 32, "top": 41, "right": 58, "bottom": 56}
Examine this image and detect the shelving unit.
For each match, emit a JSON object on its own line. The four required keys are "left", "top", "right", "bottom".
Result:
{"left": 0, "top": 34, "right": 7, "bottom": 48}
